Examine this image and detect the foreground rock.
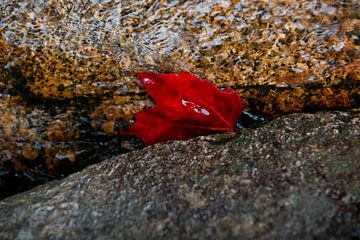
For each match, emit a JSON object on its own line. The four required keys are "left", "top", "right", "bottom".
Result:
{"left": 1, "top": 111, "right": 360, "bottom": 239}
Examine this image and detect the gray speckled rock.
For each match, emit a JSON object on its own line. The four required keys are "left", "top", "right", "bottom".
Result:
{"left": 1, "top": 111, "right": 360, "bottom": 240}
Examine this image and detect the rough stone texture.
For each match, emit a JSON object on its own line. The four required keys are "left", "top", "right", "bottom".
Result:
{"left": 1, "top": 110, "right": 359, "bottom": 239}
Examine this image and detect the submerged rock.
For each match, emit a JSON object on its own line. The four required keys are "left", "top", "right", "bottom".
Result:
{"left": 0, "top": 110, "right": 359, "bottom": 239}
{"left": 1, "top": 0, "right": 359, "bottom": 89}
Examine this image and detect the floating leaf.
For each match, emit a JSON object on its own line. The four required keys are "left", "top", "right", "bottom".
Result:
{"left": 124, "top": 71, "right": 242, "bottom": 145}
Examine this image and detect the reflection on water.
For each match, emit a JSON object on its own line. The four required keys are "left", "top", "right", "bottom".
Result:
{"left": 1, "top": 0, "right": 359, "bottom": 88}
{"left": 0, "top": 0, "right": 359, "bottom": 198}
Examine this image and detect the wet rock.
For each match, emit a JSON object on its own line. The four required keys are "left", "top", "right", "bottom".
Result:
{"left": 1, "top": 1, "right": 359, "bottom": 102}
{"left": 0, "top": 95, "right": 139, "bottom": 199}
{"left": 1, "top": 110, "right": 359, "bottom": 239}
{"left": 1, "top": 0, "right": 359, "bottom": 89}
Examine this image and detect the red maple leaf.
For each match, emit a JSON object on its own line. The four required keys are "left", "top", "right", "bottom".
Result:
{"left": 124, "top": 71, "right": 242, "bottom": 145}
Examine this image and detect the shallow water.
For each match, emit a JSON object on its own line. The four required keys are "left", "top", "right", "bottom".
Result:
{"left": 1, "top": 0, "right": 359, "bottom": 87}
{"left": 0, "top": 0, "right": 359, "bottom": 198}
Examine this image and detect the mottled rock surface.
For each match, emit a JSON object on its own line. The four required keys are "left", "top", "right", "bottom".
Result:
{"left": 1, "top": 110, "right": 359, "bottom": 239}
